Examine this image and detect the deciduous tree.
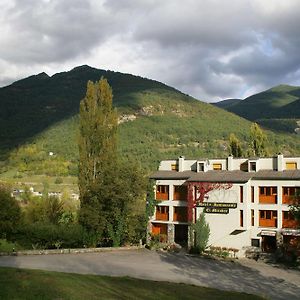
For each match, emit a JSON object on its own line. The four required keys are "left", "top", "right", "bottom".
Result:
{"left": 0, "top": 184, "right": 21, "bottom": 237}
{"left": 249, "top": 123, "right": 267, "bottom": 156}
{"left": 229, "top": 133, "right": 242, "bottom": 157}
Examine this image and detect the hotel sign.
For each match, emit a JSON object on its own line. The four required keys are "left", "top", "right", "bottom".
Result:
{"left": 198, "top": 202, "right": 237, "bottom": 209}
{"left": 199, "top": 202, "right": 237, "bottom": 214}
{"left": 204, "top": 207, "right": 229, "bottom": 214}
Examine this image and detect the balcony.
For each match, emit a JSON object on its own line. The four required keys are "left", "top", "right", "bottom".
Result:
{"left": 259, "top": 219, "right": 277, "bottom": 228}
{"left": 259, "top": 187, "right": 277, "bottom": 204}
{"left": 259, "top": 210, "right": 277, "bottom": 228}
{"left": 282, "top": 219, "right": 299, "bottom": 229}
{"left": 155, "top": 206, "right": 169, "bottom": 221}
{"left": 282, "top": 187, "right": 298, "bottom": 204}
{"left": 259, "top": 195, "right": 277, "bottom": 204}
{"left": 156, "top": 192, "right": 169, "bottom": 201}
{"left": 173, "top": 207, "right": 188, "bottom": 222}
{"left": 173, "top": 186, "right": 187, "bottom": 201}
{"left": 156, "top": 185, "right": 169, "bottom": 201}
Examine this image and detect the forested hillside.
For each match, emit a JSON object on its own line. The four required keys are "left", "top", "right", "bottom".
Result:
{"left": 214, "top": 85, "right": 300, "bottom": 133}
{"left": 1, "top": 66, "right": 300, "bottom": 178}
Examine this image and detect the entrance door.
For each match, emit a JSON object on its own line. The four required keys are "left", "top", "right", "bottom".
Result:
{"left": 175, "top": 225, "right": 188, "bottom": 246}
{"left": 262, "top": 236, "right": 277, "bottom": 253}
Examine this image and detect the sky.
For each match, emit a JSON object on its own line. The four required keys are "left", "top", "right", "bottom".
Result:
{"left": 1, "top": 0, "right": 300, "bottom": 102}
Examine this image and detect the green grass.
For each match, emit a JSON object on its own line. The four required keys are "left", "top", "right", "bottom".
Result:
{"left": 0, "top": 267, "right": 264, "bottom": 300}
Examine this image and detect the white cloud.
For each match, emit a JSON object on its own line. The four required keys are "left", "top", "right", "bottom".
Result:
{"left": 0, "top": 0, "right": 300, "bottom": 101}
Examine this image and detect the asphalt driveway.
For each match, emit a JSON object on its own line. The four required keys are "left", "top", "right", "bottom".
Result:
{"left": 0, "top": 249, "right": 299, "bottom": 300}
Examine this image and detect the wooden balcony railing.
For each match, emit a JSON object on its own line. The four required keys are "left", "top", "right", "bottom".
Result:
{"left": 259, "top": 219, "right": 277, "bottom": 227}
{"left": 156, "top": 192, "right": 169, "bottom": 201}
{"left": 259, "top": 195, "right": 277, "bottom": 204}
{"left": 282, "top": 195, "right": 294, "bottom": 204}
{"left": 173, "top": 207, "right": 188, "bottom": 222}
{"left": 173, "top": 186, "right": 187, "bottom": 201}
{"left": 173, "top": 192, "right": 187, "bottom": 201}
{"left": 282, "top": 219, "right": 299, "bottom": 229}
{"left": 156, "top": 211, "right": 169, "bottom": 221}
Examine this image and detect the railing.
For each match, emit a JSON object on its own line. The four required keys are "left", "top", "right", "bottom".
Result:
{"left": 259, "top": 219, "right": 277, "bottom": 227}
{"left": 282, "top": 219, "right": 299, "bottom": 229}
{"left": 259, "top": 195, "right": 277, "bottom": 204}
{"left": 156, "top": 211, "right": 169, "bottom": 221}
{"left": 156, "top": 192, "right": 169, "bottom": 201}
{"left": 173, "top": 208, "right": 188, "bottom": 222}
{"left": 173, "top": 192, "right": 187, "bottom": 201}
{"left": 282, "top": 195, "right": 294, "bottom": 204}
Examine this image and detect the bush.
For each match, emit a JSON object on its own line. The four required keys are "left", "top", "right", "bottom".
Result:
{"left": 54, "top": 177, "right": 63, "bottom": 184}
{"left": 190, "top": 212, "right": 210, "bottom": 254}
{"left": 14, "top": 223, "right": 98, "bottom": 249}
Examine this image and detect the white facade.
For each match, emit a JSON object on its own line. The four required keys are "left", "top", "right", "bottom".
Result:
{"left": 150, "top": 155, "right": 300, "bottom": 256}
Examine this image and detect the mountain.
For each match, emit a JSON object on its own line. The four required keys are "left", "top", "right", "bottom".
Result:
{"left": 213, "top": 98, "right": 241, "bottom": 109}
{"left": 0, "top": 66, "right": 299, "bottom": 177}
{"left": 213, "top": 84, "right": 300, "bottom": 133}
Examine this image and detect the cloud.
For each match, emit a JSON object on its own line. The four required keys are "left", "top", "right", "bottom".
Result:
{"left": 0, "top": 0, "right": 300, "bottom": 101}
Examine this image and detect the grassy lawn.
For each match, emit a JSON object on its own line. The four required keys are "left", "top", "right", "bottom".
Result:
{"left": 0, "top": 267, "right": 264, "bottom": 300}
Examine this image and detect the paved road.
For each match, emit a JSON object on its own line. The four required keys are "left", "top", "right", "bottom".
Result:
{"left": 0, "top": 249, "right": 299, "bottom": 300}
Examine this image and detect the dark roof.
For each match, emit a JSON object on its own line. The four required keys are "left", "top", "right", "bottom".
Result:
{"left": 251, "top": 170, "right": 300, "bottom": 180}
{"left": 149, "top": 171, "right": 195, "bottom": 180}
{"left": 150, "top": 169, "right": 300, "bottom": 182}
{"left": 188, "top": 171, "right": 252, "bottom": 183}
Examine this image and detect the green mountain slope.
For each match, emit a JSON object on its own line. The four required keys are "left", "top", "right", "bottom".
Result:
{"left": 213, "top": 98, "right": 241, "bottom": 109}
{"left": 1, "top": 66, "right": 300, "bottom": 177}
{"left": 214, "top": 84, "right": 300, "bottom": 133}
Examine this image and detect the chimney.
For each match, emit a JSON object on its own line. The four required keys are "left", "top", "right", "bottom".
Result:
{"left": 227, "top": 155, "right": 234, "bottom": 171}
{"left": 178, "top": 156, "right": 185, "bottom": 172}
{"left": 277, "top": 153, "right": 284, "bottom": 171}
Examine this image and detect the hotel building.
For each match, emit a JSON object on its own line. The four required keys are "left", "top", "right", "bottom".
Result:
{"left": 150, "top": 154, "right": 300, "bottom": 256}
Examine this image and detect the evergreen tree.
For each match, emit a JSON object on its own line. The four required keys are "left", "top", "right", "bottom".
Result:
{"left": 190, "top": 212, "right": 210, "bottom": 254}
{"left": 229, "top": 133, "right": 242, "bottom": 157}
{"left": 249, "top": 123, "right": 267, "bottom": 157}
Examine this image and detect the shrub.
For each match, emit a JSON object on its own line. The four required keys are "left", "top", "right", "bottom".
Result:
{"left": 190, "top": 212, "right": 210, "bottom": 254}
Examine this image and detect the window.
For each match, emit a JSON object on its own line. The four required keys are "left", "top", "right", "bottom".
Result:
{"left": 259, "top": 187, "right": 277, "bottom": 204}
{"left": 173, "top": 185, "right": 187, "bottom": 201}
{"left": 240, "top": 186, "right": 243, "bottom": 203}
{"left": 251, "top": 209, "right": 254, "bottom": 226}
{"left": 250, "top": 162, "right": 256, "bottom": 172}
{"left": 157, "top": 185, "right": 168, "bottom": 193}
{"left": 259, "top": 210, "right": 278, "bottom": 227}
{"left": 173, "top": 207, "right": 188, "bottom": 222}
{"left": 282, "top": 211, "right": 298, "bottom": 229}
{"left": 156, "top": 185, "right": 169, "bottom": 201}
{"left": 157, "top": 206, "right": 168, "bottom": 214}
{"left": 283, "top": 211, "right": 294, "bottom": 220}
{"left": 251, "top": 239, "right": 260, "bottom": 247}
{"left": 171, "top": 164, "right": 178, "bottom": 171}
{"left": 240, "top": 210, "right": 244, "bottom": 227}
{"left": 213, "top": 163, "right": 222, "bottom": 170}
{"left": 286, "top": 162, "right": 297, "bottom": 170}
{"left": 282, "top": 187, "right": 299, "bottom": 204}
{"left": 259, "top": 210, "right": 277, "bottom": 219}
{"left": 156, "top": 206, "right": 169, "bottom": 221}
{"left": 199, "top": 163, "right": 205, "bottom": 172}
{"left": 251, "top": 186, "right": 254, "bottom": 203}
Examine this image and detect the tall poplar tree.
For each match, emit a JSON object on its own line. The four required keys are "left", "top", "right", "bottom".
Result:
{"left": 78, "top": 78, "right": 146, "bottom": 246}
{"left": 78, "top": 78, "right": 118, "bottom": 234}
{"left": 250, "top": 123, "right": 267, "bottom": 157}
{"left": 229, "top": 133, "right": 242, "bottom": 157}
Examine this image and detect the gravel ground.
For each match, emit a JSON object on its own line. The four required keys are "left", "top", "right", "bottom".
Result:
{"left": 0, "top": 249, "right": 299, "bottom": 300}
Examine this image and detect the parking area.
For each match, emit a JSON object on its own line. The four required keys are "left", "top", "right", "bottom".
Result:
{"left": 0, "top": 249, "right": 299, "bottom": 299}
